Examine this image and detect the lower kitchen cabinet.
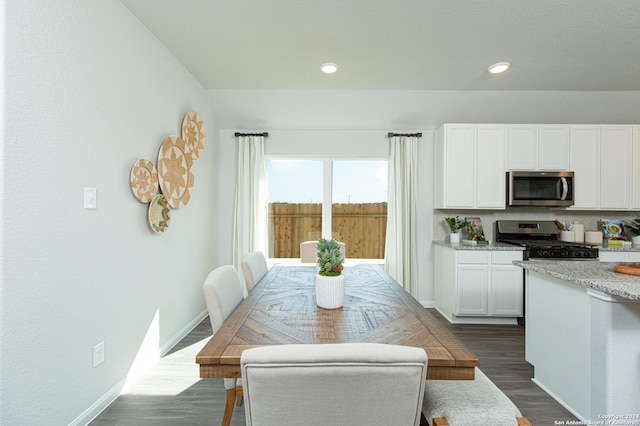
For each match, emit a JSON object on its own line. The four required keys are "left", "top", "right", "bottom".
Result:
{"left": 434, "top": 245, "right": 523, "bottom": 324}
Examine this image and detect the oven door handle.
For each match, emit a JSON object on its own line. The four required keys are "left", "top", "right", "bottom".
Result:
{"left": 559, "top": 177, "right": 568, "bottom": 200}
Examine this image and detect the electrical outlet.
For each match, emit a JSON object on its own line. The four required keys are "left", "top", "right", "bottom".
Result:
{"left": 93, "top": 341, "right": 105, "bottom": 367}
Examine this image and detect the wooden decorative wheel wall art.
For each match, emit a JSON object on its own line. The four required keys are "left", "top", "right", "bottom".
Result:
{"left": 148, "top": 194, "right": 171, "bottom": 233}
{"left": 157, "top": 135, "right": 194, "bottom": 209}
{"left": 181, "top": 111, "right": 205, "bottom": 159}
{"left": 129, "top": 111, "right": 205, "bottom": 234}
{"left": 130, "top": 158, "right": 159, "bottom": 203}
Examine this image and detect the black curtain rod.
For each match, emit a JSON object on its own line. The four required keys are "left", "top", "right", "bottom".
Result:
{"left": 234, "top": 132, "right": 269, "bottom": 137}
{"left": 387, "top": 132, "right": 422, "bottom": 138}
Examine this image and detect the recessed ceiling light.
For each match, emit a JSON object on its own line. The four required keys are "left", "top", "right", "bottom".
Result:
{"left": 488, "top": 62, "right": 510, "bottom": 74}
{"left": 321, "top": 63, "right": 338, "bottom": 74}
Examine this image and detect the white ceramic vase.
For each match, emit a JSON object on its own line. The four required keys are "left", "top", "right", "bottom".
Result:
{"left": 315, "top": 274, "right": 345, "bottom": 309}
{"left": 449, "top": 232, "right": 460, "bottom": 243}
{"left": 632, "top": 235, "right": 640, "bottom": 246}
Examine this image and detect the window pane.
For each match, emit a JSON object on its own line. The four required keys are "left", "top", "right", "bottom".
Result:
{"left": 267, "top": 159, "right": 323, "bottom": 258}
{"left": 332, "top": 160, "right": 388, "bottom": 259}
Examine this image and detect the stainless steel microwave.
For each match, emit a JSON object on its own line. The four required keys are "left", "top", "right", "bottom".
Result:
{"left": 507, "top": 171, "right": 574, "bottom": 207}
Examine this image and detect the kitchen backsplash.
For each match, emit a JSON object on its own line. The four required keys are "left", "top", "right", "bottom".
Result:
{"left": 433, "top": 209, "right": 640, "bottom": 241}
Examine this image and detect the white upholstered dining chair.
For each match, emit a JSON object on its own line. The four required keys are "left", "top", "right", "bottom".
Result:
{"left": 202, "top": 265, "right": 245, "bottom": 426}
{"left": 241, "top": 343, "right": 428, "bottom": 426}
{"left": 299, "top": 240, "right": 318, "bottom": 263}
{"left": 241, "top": 251, "right": 268, "bottom": 293}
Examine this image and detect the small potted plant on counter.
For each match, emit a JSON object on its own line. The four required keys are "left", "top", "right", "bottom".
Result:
{"left": 445, "top": 216, "right": 470, "bottom": 244}
{"left": 465, "top": 223, "right": 487, "bottom": 244}
{"left": 623, "top": 218, "right": 640, "bottom": 245}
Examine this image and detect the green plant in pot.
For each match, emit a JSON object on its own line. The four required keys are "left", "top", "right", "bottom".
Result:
{"left": 315, "top": 238, "right": 345, "bottom": 309}
{"left": 623, "top": 218, "right": 640, "bottom": 244}
{"left": 465, "top": 222, "right": 486, "bottom": 242}
{"left": 445, "top": 216, "right": 470, "bottom": 243}
{"left": 316, "top": 238, "right": 344, "bottom": 276}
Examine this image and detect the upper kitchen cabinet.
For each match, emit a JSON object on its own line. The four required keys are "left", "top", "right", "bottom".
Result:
{"left": 507, "top": 125, "right": 569, "bottom": 171}
{"left": 570, "top": 126, "right": 600, "bottom": 209}
{"left": 634, "top": 126, "right": 640, "bottom": 209}
{"left": 600, "top": 126, "right": 632, "bottom": 210}
{"left": 569, "top": 125, "right": 633, "bottom": 210}
{"left": 434, "top": 124, "right": 506, "bottom": 209}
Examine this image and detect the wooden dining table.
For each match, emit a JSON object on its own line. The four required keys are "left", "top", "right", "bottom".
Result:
{"left": 196, "top": 264, "right": 479, "bottom": 384}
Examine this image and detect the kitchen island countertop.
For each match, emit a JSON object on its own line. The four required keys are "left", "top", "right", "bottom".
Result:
{"left": 515, "top": 260, "right": 640, "bottom": 301}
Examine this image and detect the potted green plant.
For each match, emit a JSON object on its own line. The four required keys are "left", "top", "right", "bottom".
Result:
{"left": 623, "top": 218, "right": 640, "bottom": 245}
{"left": 315, "top": 238, "right": 345, "bottom": 309}
{"left": 444, "top": 216, "right": 470, "bottom": 244}
{"left": 465, "top": 223, "right": 486, "bottom": 242}
{"left": 317, "top": 238, "right": 344, "bottom": 276}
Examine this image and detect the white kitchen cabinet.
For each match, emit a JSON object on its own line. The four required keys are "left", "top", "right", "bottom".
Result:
{"left": 476, "top": 125, "right": 507, "bottom": 208}
{"left": 507, "top": 125, "right": 537, "bottom": 170}
{"left": 634, "top": 126, "right": 640, "bottom": 209}
{"left": 507, "top": 125, "right": 569, "bottom": 171}
{"left": 434, "top": 245, "right": 523, "bottom": 324}
{"left": 491, "top": 265, "right": 525, "bottom": 316}
{"left": 457, "top": 265, "right": 489, "bottom": 315}
{"left": 600, "top": 126, "right": 632, "bottom": 210}
{"left": 570, "top": 126, "right": 600, "bottom": 209}
{"left": 569, "top": 125, "right": 633, "bottom": 210}
{"left": 538, "top": 125, "right": 570, "bottom": 170}
{"left": 434, "top": 124, "right": 506, "bottom": 209}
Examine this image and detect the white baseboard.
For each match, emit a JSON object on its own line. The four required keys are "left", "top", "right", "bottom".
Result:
{"left": 69, "top": 309, "right": 209, "bottom": 426}
{"left": 160, "top": 309, "right": 208, "bottom": 356}
{"left": 68, "top": 378, "right": 125, "bottom": 426}
{"left": 420, "top": 300, "right": 435, "bottom": 308}
{"left": 450, "top": 315, "right": 519, "bottom": 325}
{"left": 531, "top": 378, "right": 587, "bottom": 422}
{"left": 433, "top": 306, "right": 520, "bottom": 325}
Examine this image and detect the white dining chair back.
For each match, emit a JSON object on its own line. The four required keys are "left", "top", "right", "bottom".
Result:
{"left": 300, "top": 241, "right": 346, "bottom": 263}
{"left": 299, "top": 240, "right": 317, "bottom": 263}
{"left": 241, "top": 343, "right": 428, "bottom": 426}
{"left": 202, "top": 265, "right": 244, "bottom": 333}
{"left": 202, "top": 265, "right": 245, "bottom": 425}
{"left": 241, "top": 251, "right": 268, "bottom": 293}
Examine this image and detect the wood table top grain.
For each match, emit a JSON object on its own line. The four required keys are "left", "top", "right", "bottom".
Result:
{"left": 196, "top": 264, "right": 479, "bottom": 380}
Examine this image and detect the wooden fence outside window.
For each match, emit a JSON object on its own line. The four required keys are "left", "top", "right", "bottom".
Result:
{"left": 269, "top": 202, "right": 388, "bottom": 259}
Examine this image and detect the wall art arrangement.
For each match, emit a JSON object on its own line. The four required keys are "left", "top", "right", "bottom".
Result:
{"left": 129, "top": 111, "right": 205, "bottom": 234}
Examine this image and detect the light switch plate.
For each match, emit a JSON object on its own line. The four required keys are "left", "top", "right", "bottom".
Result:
{"left": 84, "top": 187, "right": 97, "bottom": 209}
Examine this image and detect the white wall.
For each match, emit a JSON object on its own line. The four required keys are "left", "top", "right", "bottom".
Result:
{"left": 210, "top": 89, "right": 640, "bottom": 130}
{"left": 2, "top": 1, "right": 217, "bottom": 424}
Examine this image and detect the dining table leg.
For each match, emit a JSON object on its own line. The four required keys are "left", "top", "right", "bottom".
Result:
{"left": 222, "top": 388, "right": 235, "bottom": 426}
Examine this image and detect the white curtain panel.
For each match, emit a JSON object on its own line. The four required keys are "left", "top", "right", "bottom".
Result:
{"left": 233, "top": 136, "right": 268, "bottom": 273}
{"left": 385, "top": 136, "right": 418, "bottom": 298}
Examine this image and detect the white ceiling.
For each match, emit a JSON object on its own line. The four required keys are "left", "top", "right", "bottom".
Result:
{"left": 121, "top": 0, "right": 640, "bottom": 91}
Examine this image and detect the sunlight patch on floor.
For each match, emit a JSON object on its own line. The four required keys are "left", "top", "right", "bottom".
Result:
{"left": 124, "top": 323, "right": 213, "bottom": 397}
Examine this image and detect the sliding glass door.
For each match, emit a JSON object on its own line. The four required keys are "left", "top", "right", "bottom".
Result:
{"left": 267, "top": 158, "right": 387, "bottom": 260}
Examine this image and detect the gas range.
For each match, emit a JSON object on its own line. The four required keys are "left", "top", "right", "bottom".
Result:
{"left": 495, "top": 220, "right": 599, "bottom": 261}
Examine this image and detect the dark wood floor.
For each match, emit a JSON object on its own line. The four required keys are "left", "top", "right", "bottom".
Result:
{"left": 91, "top": 309, "right": 577, "bottom": 425}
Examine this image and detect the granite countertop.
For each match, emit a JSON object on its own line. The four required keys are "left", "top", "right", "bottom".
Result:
{"left": 433, "top": 240, "right": 525, "bottom": 251}
{"left": 598, "top": 245, "right": 640, "bottom": 252}
{"left": 514, "top": 260, "right": 640, "bottom": 301}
